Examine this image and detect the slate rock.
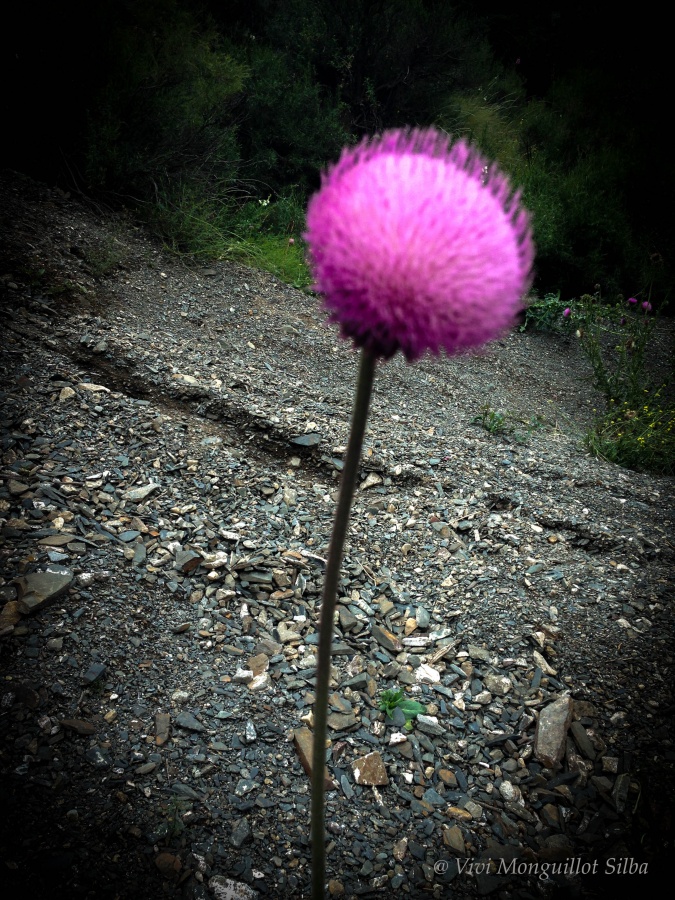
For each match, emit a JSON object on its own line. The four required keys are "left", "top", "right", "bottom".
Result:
{"left": 175, "top": 711, "right": 207, "bottom": 732}
{"left": 534, "top": 696, "right": 573, "bottom": 768}
{"left": 352, "top": 751, "right": 388, "bottom": 786}
{"left": 14, "top": 568, "right": 74, "bottom": 614}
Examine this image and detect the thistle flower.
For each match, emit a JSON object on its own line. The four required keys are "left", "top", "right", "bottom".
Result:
{"left": 628, "top": 297, "right": 638, "bottom": 305}
{"left": 642, "top": 301, "right": 652, "bottom": 312}
{"left": 305, "top": 128, "right": 533, "bottom": 361}
{"left": 563, "top": 307, "right": 571, "bottom": 318}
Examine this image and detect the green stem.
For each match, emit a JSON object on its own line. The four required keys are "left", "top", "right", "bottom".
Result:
{"left": 311, "top": 348, "right": 377, "bottom": 900}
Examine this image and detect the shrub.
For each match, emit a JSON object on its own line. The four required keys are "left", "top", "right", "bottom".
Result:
{"left": 561, "top": 292, "right": 674, "bottom": 475}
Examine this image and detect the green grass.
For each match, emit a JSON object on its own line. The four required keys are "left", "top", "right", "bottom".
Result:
{"left": 149, "top": 188, "right": 312, "bottom": 289}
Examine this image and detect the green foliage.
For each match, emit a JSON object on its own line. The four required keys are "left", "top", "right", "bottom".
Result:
{"left": 379, "top": 689, "right": 426, "bottom": 729}
{"left": 439, "top": 63, "right": 664, "bottom": 301}
{"left": 584, "top": 395, "right": 675, "bottom": 476}
{"left": 561, "top": 292, "right": 674, "bottom": 475}
{"left": 69, "top": 0, "right": 671, "bottom": 298}
{"left": 156, "top": 797, "right": 191, "bottom": 842}
{"left": 473, "top": 405, "right": 510, "bottom": 435}
{"left": 237, "top": 44, "right": 349, "bottom": 196}
{"left": 472, "top": 405, "right": 545, "bottom": 445}
{"left": 85, "top": 0, "right": 246, "bottom": 195}
{"left": 564, "top": 292, "right": 656, "bottom": 409}
{"left": 520, "top": 292, "right": 569, "bottom": 333}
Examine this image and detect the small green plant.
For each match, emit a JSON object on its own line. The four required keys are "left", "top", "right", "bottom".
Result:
{"left": 379, "top": 689, "right": 426, "bottom": 729}
{"left": 512, "top": 414, "right": 545, "bottom": 444}
{"left": 156, "top": 797, "right": 191, "bottom": 842}
{"left": 473, "top": 405, "right": 510, "bottom": 434}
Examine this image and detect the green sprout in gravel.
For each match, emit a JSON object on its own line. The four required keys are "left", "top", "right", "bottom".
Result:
{"left": 473, "top": 404, "right": 510, "bottom": 435}
{"left": 378, "top": 689, "right": 426, "bottom": 730}
{"left": 303, "top": 128, "right": 533, "bottom": 899}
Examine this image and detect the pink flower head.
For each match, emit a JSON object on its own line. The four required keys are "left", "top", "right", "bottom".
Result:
{"left": 563, "top": 307, "right": 571, "bottom": 318}
{"left": 628, "top": 297, "right": 638, "bottom": 305}
{"left": 305, "top": 128, "right": 533, "bottom": 361}
{"left": 288, "top": 237, "right": 295, "bottom": 246}
{"left": 642, "top": 301, "right": 652, "bottom": 312}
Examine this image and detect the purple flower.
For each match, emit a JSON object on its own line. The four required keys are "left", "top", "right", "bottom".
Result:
{"left": 627, "top": 297, "right": 638, "bottom": 305}
{"left": 642, "top": 301, "right": 652, "bottom": 312}
{"left": 305, "top": 128, "right": 533, "bottom": 361}
{"left": 563, "top": 307, "right": 571, "bottom": 318}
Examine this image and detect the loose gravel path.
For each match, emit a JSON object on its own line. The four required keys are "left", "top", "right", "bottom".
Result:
{"left": 1, "top": 171, "right": 674, "bottom": 900}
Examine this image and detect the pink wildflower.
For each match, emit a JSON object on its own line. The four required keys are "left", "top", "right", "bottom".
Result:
{"left": 628, "top": 297, "right": 638, "bottom": 305}
{"left": 563, "top": 307, "right": 571, "bottom": 318}
{"left": 288, "top": 237, "right": 295, "bottom": 246}
{"left": 305, "top": 128, "right": 533, "bottom": 361}
{"left": 642, "top": 301, "right": 652, "bottom": 312}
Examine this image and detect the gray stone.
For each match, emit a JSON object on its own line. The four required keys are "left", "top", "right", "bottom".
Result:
{"left": 534, "top": 696, "right": 573, "bottom": 767}
{"left": 230, "top": 817, "right": 251, "bottom": 848}
{"left": 175, "top": 711, "right": 206, "bottom": 732}
{"left": 14, "top": 568, "right": 73, "bottom": 614}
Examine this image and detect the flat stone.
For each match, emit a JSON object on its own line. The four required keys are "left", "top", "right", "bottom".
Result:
{"left": 293, "top": 727, "right": 337, "bottom": 790}
{"left": 37, "top": 534, "right": 73, "bottom": 546}
{"left": 123, "top": 483, "right": 160, "bottom": 501}
{"left": 534, "top": 696, "right": 573, "bottom": 767}
{"left": 484, "top": 673, "right": 512, "bottom": 695}
{"left": 8, "top": 480, "right": 30, "bottom": 496}
{"left": 248, "top": 673, "right": 271, "bottom": 692}
{"left": 82, "top": 662, "right": 106, "bottom": 683}
{"left": 277, "top": 622, "right": 301, "bottom": 644}
{"left": 0, "top": 601, "right": 22, "bottom": 635}
{"left": 290, "top": 433, "right": 322, "bottom": 447}
{"left": 371, "top": 623, "right": 402, "bottom": 653}
{"left": 155, "top": 712, "right": 171, "bottom": 745}
{"left": 467, "top": 645, "right": 492, "bottom": 663}
{"left": 327, "top": 711, "right": 358, "bottom": 731}
{"left": 175, "top": 711, "right": 206, "bottom": 732}
{"left": 14, "top": 568, "right": 73, "bottom": 614}
{"left": 61, "top": 718, "right": 97, "bottom": 735}
{"left": 230, "top": 817, "right": 251, "bottom": 848}
{"left": 416, "top": 663, "right": 440, "bottom": 684}
{"left": 208, "top": 876, "right": 259, "bottom": 900}
{"left": 352, "top": 751, "right": 388, "bottom": 785}
{"left": 533, "top": 649, "right": 557, "bottom": 675}
{"left": 416, "top": 714, "right": 446, "bottom": 736}
{"left": 175, "top": 549, "right": 202, "bottom": 573}
{"left": 438, "top": 768, "right": 458, "bottom": 787}
{"left": 570, "top": 720, "right": 596, "bottom": 760}
{"left": 442, "top": 824, "right": 466, "bottom": 854}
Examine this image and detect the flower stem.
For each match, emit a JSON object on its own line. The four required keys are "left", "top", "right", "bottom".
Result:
{"left": 311, "top": 348, "right": 376, "bottom": 899}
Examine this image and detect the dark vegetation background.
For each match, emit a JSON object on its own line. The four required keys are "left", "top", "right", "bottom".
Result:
{"left": 2, "top": 0, "right": 671, "bottom": 305}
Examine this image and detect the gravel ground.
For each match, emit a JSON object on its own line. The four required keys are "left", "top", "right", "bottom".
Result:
{"left": 1, "top": 170, "right": 674, "bottom": 900}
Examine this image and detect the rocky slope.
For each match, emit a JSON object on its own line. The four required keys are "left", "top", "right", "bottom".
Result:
{"left": 1, "top": 169, "right": 673, "bottom": 899}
